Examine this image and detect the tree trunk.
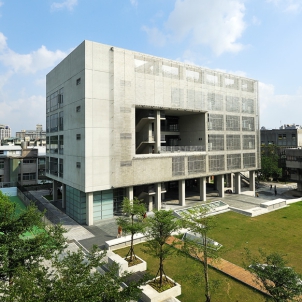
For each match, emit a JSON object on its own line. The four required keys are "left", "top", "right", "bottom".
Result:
{"left": 203, "top": 234, "right": 211, "bottom": 302}
{"left": 130, "top": 214, "right": 134, "bottom": 261}
{"left": 159, "top": 247, "right": 163, "bottom": 287}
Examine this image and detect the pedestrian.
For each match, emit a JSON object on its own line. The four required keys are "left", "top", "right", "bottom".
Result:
{"left": 270, "top": 184, "right": 272, "bottom": 190}
{"left": 256, "top": 193, "right": 259, "bottom": 198}
{"left": 117, "top": 225, "right": 122, "bottom": 238}
{"left": 275, "top": 189, "right": 277, "bottom": 196}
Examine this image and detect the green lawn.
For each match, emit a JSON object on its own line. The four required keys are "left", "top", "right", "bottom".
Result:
{"left": 9, "top": 195, "right": 46, "bottom": 239}
{"left": 116, "top": 244, "right": 266, "bottom": 302}
{"left": 208, "top": 201, "right": 302, "bottom": 273}
{"left": 9, "top": 196, "right": 27, "bottom": 215}
{"left": 115, "top": 201, "right": 302, "bottom": 301}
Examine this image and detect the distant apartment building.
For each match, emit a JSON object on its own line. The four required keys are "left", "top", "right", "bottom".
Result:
{"left": 0, "top": 125, "right": 11, "bottom": 140}
{"left": 0, "top": 145, "right": 46, "bottom": 186}
{"left": 46, "top": 40, "right": 260, "bottom": 225}
{"left": 15, "top": 124, "right": 46, "bottom": 146}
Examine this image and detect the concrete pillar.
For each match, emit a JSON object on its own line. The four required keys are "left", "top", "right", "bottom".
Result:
{"left": 199, "top": 177, "right": 206, "bottom": 201}
{"left": 249, "top": 171, "right": 256, "bottom": 192}
{"left": 234, "top": 172, "right": 241, "bottom": 194}
{"left": 179, "top": 179, "right": 186, "bottom": 206}
{"left": 155, "top": 110, "right": 161, "bottom": 153}
{"left": 155, "top": 183, "right": 161, "bottom": 210}
{"left": 148, "top": 196, "right": 153, "bottom": 212}
{"left": 214, "top": 176, "right": 218, "bottom": 190}
{"left": 217, "top": 174, "right": 225, "bottom": 198}
{"left": 225, "top": 173, "right": 233, "bottom": 189}
{"left": 86, "top": 192, "right": 93, "bottom": 226}
{"left": 61, "top": 184, "right": 66, "bottom": 209}
{"left": 52, "top": 181, "right": 58, "bottom": 201}
{"left": 126, "top": 186, "right": 133, "bottom": 201}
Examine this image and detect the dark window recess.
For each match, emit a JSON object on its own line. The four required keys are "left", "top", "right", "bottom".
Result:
{"left": 76, "top": 162, "right": 81, "bottom": 168}
{"left": 76, "top": 78, "right": 81, "bottom": 85}
{"left": 76, "top": 106, "right": 81, "bottom": 112}
{"left": 76, "top": 134, "right": 81, "bottom": 140}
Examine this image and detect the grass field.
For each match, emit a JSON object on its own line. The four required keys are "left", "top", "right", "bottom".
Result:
{"left": 115, "top": 201, "right": 302, "bottom": 302}
{"left": 9, "top": 195, "right": 45, "bottom": 239}
{"left": 209, "top": 201, "right": 302, "bottom": 273}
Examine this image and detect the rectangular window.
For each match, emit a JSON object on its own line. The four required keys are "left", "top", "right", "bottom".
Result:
{"left": 59, "top": 135, "right": 64, "bottom": 154}
{"left": 76, "top": 106, "right": 81, "bottom": 112}
{"left": 0, "top": 161, "right": 4, "bottom": 169}
{"left": 50, "top": 113, "right": 58, "bottom": 132}
{"left": 50, "top": 157, "right": 58, "bottom": 176}
{"left": 76, "top": 162, "right": 81, "bottom": 168}
{"left": 23, "top": 159, "right": 36, "bottom": 164}
{"left": 76, "top": 78, "right": 81, "bottom": 85}
{"left": 22, "top": 173, "right": 36, "bottom": 180}
{"left": 50, "top": 136, "right": 58, "bottom": 154}
{"left": 76, "top": 134, "right": 81, "bottom": 140}
{"left": 59, "top": 111, "right": 64, "bottom": 131}
{"left": 59, "top": 158, "right": 63, "bottom": 178}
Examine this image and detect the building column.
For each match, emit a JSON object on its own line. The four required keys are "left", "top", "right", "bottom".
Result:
{"left": 217, "top": 174, "right": 225, "bottom": 198}
{"left": 86, "top": 192, "right": 93, "bottom": 226}
{"left": 249, "top": 170, "right": 256, "bottom": 192}
{"left": 148, "top": 196, "right": 153, "bottom": 212}
{"left": 179, "top": 179, "right": 185, "bottom": 206}
{"left": 126, "top": 186, "right": 133, "bottom": 201}
{"left": 214, "top": 176, "right": 218, "bottom": 190}
{"left": 199, "top": 177, "right": 206, "bottom": 201}
{"left": 234, "top": 172, "right": 241, "bottom": 194}
{"left": 52, "top": 180, "right": 58, "bottom": 201}
{"left": 225, "top": 173, "right": 233, "bottom": 189}
{"left": 61, "top": 184, "right": 66, "bottom": 209}
{"left": 154, "top": 110, "right": 161, "bottom": 153}
{"left": 155, "top": 183, "right": 161, "bottom": 210}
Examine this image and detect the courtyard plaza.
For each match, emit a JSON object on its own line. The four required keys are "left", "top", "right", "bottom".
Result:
{"left": 29, "top": 181, "right": 299, "bottom": 252}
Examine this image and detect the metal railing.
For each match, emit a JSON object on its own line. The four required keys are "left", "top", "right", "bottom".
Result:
{"left": 160, "top": 146, "right": 205, "bottom": 153}
{"left": 0, "top": 182, "right": 17, "bottom": 188}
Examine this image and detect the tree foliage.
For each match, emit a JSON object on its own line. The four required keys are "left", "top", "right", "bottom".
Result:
{"left": 116, "top": 197, "right": 146, "bottom": 262}
{"left": 246, "top": 249, "right": 302, "bottom": 302}
{"left": 180, "top": 206, "right": 219, "bottom": 302}
{"left": 0, "top": 191, "right": 66, "bottom": 285}
{"left": 143, "top": 210, "right": 180, "bottom": 287}
{"left": 260, "top": 145, "right": 282, "bottom": 181}
{"left": 1, "top": 246, "right": 143, "bottom": 302}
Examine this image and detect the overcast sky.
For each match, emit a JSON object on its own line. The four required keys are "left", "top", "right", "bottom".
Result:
{"left": 1, "top": 0, "right": 302, "bottom": 134}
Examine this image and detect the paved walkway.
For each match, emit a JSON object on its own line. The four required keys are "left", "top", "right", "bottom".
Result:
{"left": 166, "top": 236, "right": 269, "bottom": 296}
{"left": 29, "top": 181, "right": 300, "bottom": 251}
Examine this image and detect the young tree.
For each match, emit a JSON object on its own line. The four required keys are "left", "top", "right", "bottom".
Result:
{"left": 246, "top": 250, "right": 302, "bottom": 302}
{"left": 0, "top": 191, "right": 66, "bottom": 285}
{"left": 116, "top": 197, "right": 146, "bottom": 263}
{"left": 1, "top": 246, "right": 143, "bottom": 302}
{"left": 180, "top": 206, "right": 219, "bottom": 302}
{"left": 143, "top": 210, "right": 180, "bottom": 288}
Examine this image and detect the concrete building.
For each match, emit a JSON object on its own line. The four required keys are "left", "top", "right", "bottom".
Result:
{"left": 0, "top": 145, "right": 46, "bottom": 186}
{"left": 46, "top": 40, "right": 260, "bottom": 225}
{"left": 15, "top": 124, "right": 46, "bottom": 146}
{"left": 261, "top": 124, "right": 302, "bottom": 148}
{"left": 0, "top": 125, "right": 11, "bottom": 140}
{"left": 285, "top": 148, "right": 302, "bottom": 192}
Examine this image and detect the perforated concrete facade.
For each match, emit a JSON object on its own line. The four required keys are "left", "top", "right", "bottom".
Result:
{"left": 46, "top": 40, "right": 260, "bottom": 225}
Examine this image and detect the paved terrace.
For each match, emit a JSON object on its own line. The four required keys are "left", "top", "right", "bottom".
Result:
{"left": 29, "top": 182, "right": 300, "bottom": 251}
